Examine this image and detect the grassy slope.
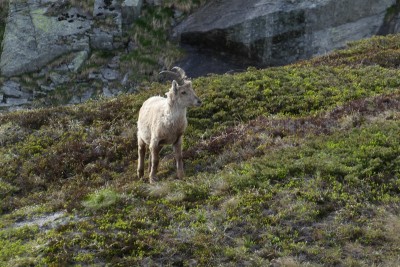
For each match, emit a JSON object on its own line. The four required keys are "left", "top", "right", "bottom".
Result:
{"left": 1, "top": 34, "right": 400, "bottom": 266}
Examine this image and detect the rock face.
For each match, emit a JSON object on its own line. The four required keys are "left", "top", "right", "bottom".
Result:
{"left": 174, "top": 0, "right": 399, "bottom": 67}
{"left": 122, "top": 0, "right": 143, "bottom": 27}
{"left": 0, "top": 0, "right": 144, "bottom": 110}
{"left": 0, "top": 1, "right": 91, "bottom": 77}
{"left": 0, "top": 0, "right": 143, "bottom": 77}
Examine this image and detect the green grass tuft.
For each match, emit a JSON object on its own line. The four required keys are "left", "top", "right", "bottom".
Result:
{"left": 82, "top": 189, "right": 121, "bottom": 211}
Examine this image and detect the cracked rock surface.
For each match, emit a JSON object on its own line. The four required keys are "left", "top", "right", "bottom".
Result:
{"left": 0, "top": 0, "right": 91, "bottom": 77}
{"left": 0, "top": 0, "right": 142, "bottom": 77}
{"left": 174, "top": 0, "right": 398, "bottom": 67}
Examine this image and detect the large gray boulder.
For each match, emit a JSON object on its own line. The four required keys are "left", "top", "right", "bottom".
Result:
{"left": 0, "top": 0, "right": 144, "bottom": 77}
{"left": 0, "top": 0, "right": 91, "bottom": 77}
{"left": 174, "top": 0, "right": 398, "bottom": 66}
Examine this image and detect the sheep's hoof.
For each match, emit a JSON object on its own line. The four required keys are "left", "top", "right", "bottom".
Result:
{"left": 177, "top": 170, "right": 184, "bottom": 179}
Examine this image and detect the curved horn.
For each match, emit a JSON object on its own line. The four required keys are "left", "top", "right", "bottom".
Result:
{"left": 159, "top": 66, "right": 188, "bottom": 84}
{"left": 159, "top": 70, "right": 181, "bottom": 82}
{"left": 171, "top": 66, "right": 187, "bottom": 80}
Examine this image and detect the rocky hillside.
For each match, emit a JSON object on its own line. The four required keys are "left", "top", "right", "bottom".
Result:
{"left": 0, "top": 0, "right": 206, "bottom": 111}
{"left": 2, "top": 0, "right": 400, "bottom": 111}
{"left": 0, "top": 34, "right": 399, "bottom": 266}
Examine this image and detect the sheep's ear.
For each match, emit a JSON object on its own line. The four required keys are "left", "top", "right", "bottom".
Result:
{"left": 172, "top": 80, "right": 179, "bottom": 94}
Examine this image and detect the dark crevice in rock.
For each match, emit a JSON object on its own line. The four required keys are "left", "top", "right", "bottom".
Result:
{"left": 379, "top": 0, "right": 400, "bottom": 35}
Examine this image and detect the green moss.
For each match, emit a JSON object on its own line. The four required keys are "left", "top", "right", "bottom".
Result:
{"left": 0, "top": 226, "right": 40, "bottom": 266}
{"left": 185, "top": 65, "right": 400, "bottom": 144}
{"left": 82, "top": 189, "right": 121, "bottom": 211}
{"left": 301, "top": 34, "right": 400, "bottom": 68}
{"left": 31, "top": 8, "right": 53, "bottom": 33}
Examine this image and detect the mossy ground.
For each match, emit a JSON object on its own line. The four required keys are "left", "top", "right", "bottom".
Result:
{"left": 1, "top": 34, "right": 400, "bottom": 266}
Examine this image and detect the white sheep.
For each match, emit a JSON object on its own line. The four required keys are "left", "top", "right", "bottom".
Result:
{"left": 137, "top": 67, "right": 202, "bottom": 183}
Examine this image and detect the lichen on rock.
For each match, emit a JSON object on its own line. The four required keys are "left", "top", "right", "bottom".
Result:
{"left": 0, "top": 0, "right": 91, "bottom": 77}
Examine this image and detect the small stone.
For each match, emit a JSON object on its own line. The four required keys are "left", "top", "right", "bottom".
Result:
{"left": 40, "top": 85, "right": 56, "bottom": 92}
{"left": 121, "top": 72, "right": 130, "bottom": 86}
{"left": 1, "top": 81, "right": 23, "bottom": 98}
{"left": 49, "top": 72, "right": 71, "bottom": 85}
{"left": 70, "top": 50, "right": 89, "bottom": 72}
{"left": 81, "top": 89, "right": 94, "bottom": 102}
{"left": 107, "top": 56, "right": 120, "bottom": 69}
{"left": 88, "top": 72, "right": 104, "bottom": 80}
{"left": 5, "top": 97, "right": 29, "bottom": 106}
{"left": 102, "top": 87, "right": 114, "bottom": 97}
{"left": 33, "top": 90, "right": 48, "bottom": 98}
{"left": 100, "top": 68, "right": 120, "bottom": 81}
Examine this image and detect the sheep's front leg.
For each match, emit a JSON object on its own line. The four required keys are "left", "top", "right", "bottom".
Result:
{"left": 137, "top": 137, "right": 146, "bottom": 179}
{"left": 149, "top": 140, "right": 161, "bottom": 183}
{"left": 173, "top": 136, "right": 184, "bottom": 179}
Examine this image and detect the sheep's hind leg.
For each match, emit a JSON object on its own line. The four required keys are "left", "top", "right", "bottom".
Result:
{"left": 149, "top": 141, "right": 161, "bottom": 183}
{"left": 173, "top": 136, "right": 184, "bottom": 179}
{"left": 148, "top": 152, "right": 152, "bottom": 173}
{"left": 137, "top": 138, "right": 146, "bottom": 179}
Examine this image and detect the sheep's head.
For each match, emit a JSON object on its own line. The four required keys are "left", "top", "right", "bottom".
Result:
{"left": 161, "top": 67, "right": 202, "bottom": 108}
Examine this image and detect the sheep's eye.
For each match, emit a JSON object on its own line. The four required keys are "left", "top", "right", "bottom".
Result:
{"left": 181, "top": 91, "right": 187, "bottom": 95}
